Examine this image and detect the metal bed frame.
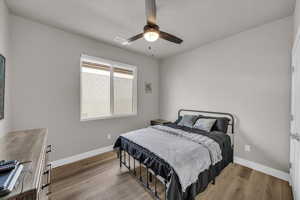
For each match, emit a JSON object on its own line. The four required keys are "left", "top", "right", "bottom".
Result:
{"left": 119, "top": 109, "right": 235, "bottom": 200}
{"left": 177, "top": 109, "right": 235, "bottom": 149}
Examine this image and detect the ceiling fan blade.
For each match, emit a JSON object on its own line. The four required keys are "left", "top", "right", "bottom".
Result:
{"left": 160, "top": 31, "right": 183, "bottom": 44}
{"left": 127, "top": 33, "right": 144, "bottom": 43}
{"left": 145, "top": 0, "right": 157, "bottom": 25}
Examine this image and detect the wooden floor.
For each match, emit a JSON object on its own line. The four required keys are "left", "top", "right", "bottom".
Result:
{"left": 49, "top": 157, "right": 293, "bottom": 200}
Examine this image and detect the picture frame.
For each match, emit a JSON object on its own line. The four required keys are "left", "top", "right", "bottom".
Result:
{"left": 145, "top": 82, "right": 152, "bottom": 94}
{"left": 0, "top": 54, "right": 5, "bottom": 120}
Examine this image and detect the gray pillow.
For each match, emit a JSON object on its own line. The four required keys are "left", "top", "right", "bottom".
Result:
{"left": 177, "top": 115, "right": 198, "bottom": 128}
{"left": 193, "top": 118, "right": 217, "bottom": 132}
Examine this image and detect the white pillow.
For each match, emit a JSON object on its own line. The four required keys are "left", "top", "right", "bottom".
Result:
{"left": 193, "top": 118, "right": 217, "bottom": 132}
{"left": 177, "top": 115, "right": 198, "bottom": 128}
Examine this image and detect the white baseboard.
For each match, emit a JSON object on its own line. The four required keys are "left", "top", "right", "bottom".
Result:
{"left": 234, "top": 157, "right": 290, "bottom": 182}
{"left": 51, "top": 145, "right": 114, "bottom": 168}
{"left": 51, "top": 148, "right": 290, "bottom": 183}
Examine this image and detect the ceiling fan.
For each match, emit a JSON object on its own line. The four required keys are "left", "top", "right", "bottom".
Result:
{"left": 125, "top": 0, "right": 183, "bottom": 45}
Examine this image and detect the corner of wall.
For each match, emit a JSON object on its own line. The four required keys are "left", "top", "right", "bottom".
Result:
{"left": 0, "top": 0, "right": 12, "bottom": 137}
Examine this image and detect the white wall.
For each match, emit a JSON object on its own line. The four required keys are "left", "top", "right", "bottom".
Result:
{"left": 159, "top": 17, "right": 293, "bottom": 172}
{"left": 0, "top": 0, "right": 11, "bottom": 137}
{"left": 11, "top": 15, "right": 159, "bottom": 161}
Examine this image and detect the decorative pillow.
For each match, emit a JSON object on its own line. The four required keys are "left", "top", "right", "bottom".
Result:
{"left": 193, "top": 118, "right": 217, "bottom": 132}
{"left": 212, "top": 117, "right": 230, "bottom": 133}
{"left": 198, "top": 116, "right": 230, "bottom": 133}
{"left": 174, "top": 116, "right": 183, "bottom": 124}
{"left": 177, "top": 115, "right": 198, "bottom": 128}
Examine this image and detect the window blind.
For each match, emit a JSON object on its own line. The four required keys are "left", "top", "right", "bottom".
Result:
{"left": 81, "top": 61, "right": 110, "bottom": 71}
{"left": 82, "top": 61, "right": 133, "bottom": 75}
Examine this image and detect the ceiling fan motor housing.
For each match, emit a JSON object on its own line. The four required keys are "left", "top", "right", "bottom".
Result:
{"left": 144, "top": 24, "right": 160, "bottom": 33}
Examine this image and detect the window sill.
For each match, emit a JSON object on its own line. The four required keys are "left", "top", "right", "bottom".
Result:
{"left": 80, "top": 113, "right": 137, "bottom": 122}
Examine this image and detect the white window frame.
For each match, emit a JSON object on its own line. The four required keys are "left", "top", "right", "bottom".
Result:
{"left": 80, "top": 54, "right": 138, "bottom": 121}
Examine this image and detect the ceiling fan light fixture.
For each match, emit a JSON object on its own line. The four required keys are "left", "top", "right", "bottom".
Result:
{"left": 124, "top": 0, "right": 183, "bottom": 45}
{"left": 143, "top": 30, "right": 159, "bottom": 42}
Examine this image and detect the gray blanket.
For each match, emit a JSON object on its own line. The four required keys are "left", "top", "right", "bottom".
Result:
{"left": 121, "top": 125, "right": 222, "bottom": 192}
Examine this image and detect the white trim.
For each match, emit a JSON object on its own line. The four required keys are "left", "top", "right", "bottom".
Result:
{"left": 81, "top": 54, "right": 137, "bottom": 69}
{"left": 110, "top": 64, "right": 114, "bottom": 115}
{"left": 292, "top": 26, "right": 300, "bottom": 67}
{"left": 80, "top": 113, "right": 137, "bottom": 121}
{"left": 234, "top": 157, "right": 290, "bottom": 182}
{"left": 51, "top": 145, "right": 114, "bottom": 168}
{"left": 51, "top": 150, "right": 290, "bottom": 182}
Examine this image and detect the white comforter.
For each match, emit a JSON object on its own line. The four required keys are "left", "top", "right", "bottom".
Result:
{"left": 121, "top": 125, "right": 222, "bottom": 192}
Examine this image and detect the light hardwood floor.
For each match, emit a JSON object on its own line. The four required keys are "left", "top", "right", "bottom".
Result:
{"left": 49, "top": 155, "right": 293, "bottom": 200}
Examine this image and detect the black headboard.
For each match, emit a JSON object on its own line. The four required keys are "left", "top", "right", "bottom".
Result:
{"left": 178, "top": 109, "right": 235, "bottom": 134}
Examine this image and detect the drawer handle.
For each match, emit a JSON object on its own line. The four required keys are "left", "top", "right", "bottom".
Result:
{"left": 42, "top": 163, "right": 52, "bottom": 195}
{"left": 46, "top": 145, "right": 52, "bottom": 154}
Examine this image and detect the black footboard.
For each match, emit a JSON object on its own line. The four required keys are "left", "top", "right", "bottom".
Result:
{"left": 119, "top": 148, "right": 168, "bottom": 200}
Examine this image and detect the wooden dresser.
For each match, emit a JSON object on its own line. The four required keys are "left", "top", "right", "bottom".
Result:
{"left": 0, "top": 128, "right": 51, "bottom": 200}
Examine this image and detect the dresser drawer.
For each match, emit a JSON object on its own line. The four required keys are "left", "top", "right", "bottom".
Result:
{"left": 39, "top": 145, "right": 52, "bottom": 200}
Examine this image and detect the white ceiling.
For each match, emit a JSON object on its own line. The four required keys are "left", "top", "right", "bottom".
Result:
{"left": 6, "top": 0, "right": 295, "bottom": 58}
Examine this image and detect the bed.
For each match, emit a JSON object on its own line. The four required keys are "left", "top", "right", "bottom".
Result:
{"left": 113, "top": 109, "right": 235, "bottom": 200}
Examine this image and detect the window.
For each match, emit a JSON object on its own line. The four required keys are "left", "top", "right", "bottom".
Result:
{"left": 80, "top": 55, "right": 137, "bottom": 121}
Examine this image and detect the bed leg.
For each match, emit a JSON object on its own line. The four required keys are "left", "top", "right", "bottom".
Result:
{"left": 154, "top": 174, "right": 158, "bottom": 197}
{"left": 164, "top": 179, "right": 168, "bottom": 200}
{"left": 129, "top": 154, "right": 131, "bottom": 172}
{"left": 146, "top": 167, "right": 149, "bottom": 188}
{"left": 149, "top": 173, "right": 153, "bottom": 182}
{"left": 133, "top": 159, "right": 136, "bottom": 175}
{"left": 139, "top": 160, "right": 142, "bottom": 182}
{"left": 124, "top": 151, "right": 126, "bottom": 165}
{"left": 119, "top": 149, "right": 122, "bottom": 168}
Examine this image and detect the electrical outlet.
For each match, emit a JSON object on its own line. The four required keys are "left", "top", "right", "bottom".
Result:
{"left": 245, "top": 145, "right": 251, "bottom": 152}
{"left": 107, "top": 134, "right": 111, "bottom": 140}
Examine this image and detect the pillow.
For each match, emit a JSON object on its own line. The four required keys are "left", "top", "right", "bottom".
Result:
{"left": 177, "top": 115, "right": 198, "bottom": 128}
{"left": 175, "top": 115, "right": 203, "bottom": 124}
{"left": 174, "top": 116, "right": 182, "bottom": 124}
{"left": 198, "top": 116, "right": 230, "bottom": 133}
{"left": 213, "top": 117, "right": 230, "bottom": 133}
{"left": 193, "top": 118, "right": 217, "bottom": 132}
